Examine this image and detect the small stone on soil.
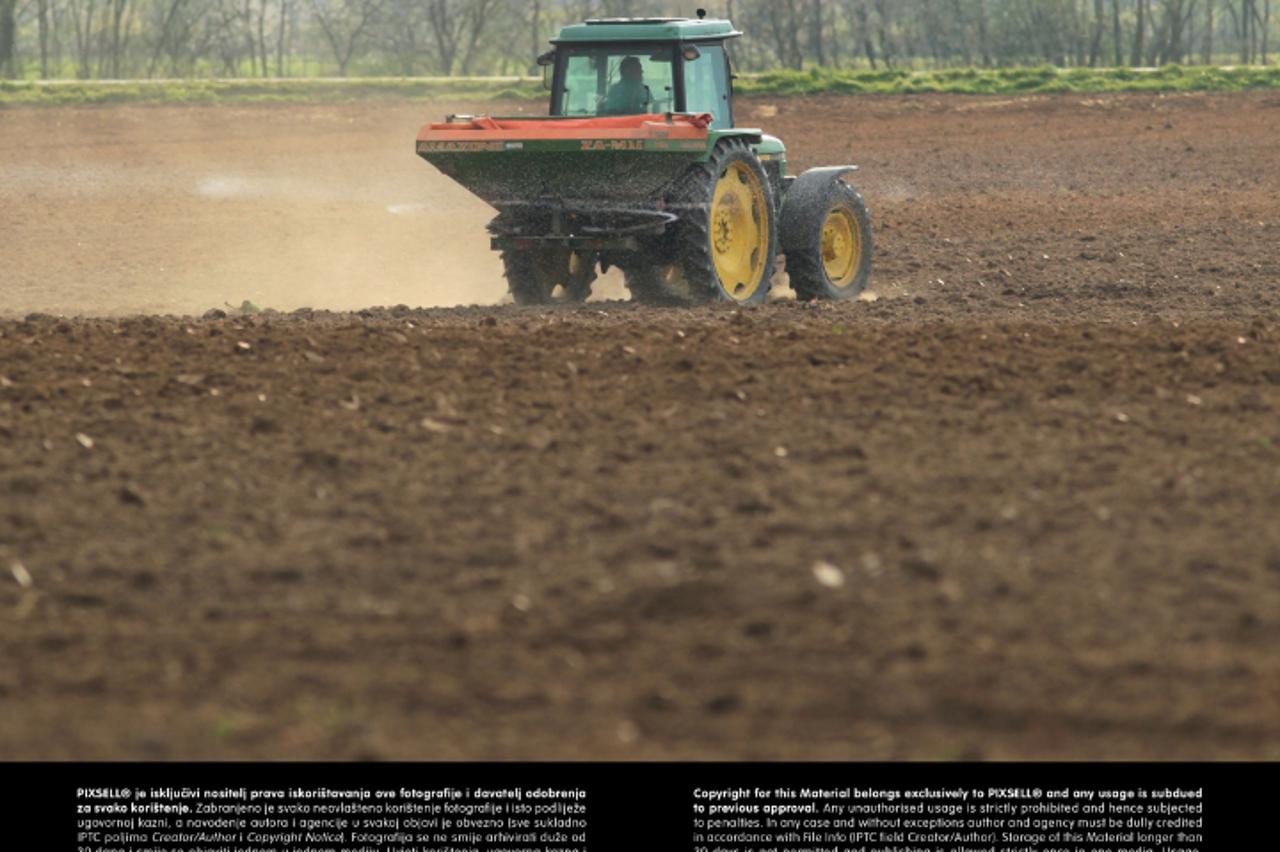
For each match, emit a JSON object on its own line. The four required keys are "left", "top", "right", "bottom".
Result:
{"left": 812, "top": 561, "right": 845, "bottom": 588}
{"left": 10, "top": 561, "right": 33, "bottom": 589}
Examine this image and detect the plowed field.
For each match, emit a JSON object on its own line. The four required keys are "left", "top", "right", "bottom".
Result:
{"left": 1, "top": 91, "right": 1277, "bottom": 759}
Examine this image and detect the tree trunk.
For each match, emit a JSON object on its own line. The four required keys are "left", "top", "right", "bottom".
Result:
{"left": 38, "top": 0, "right": 50, "bottom": 78}
{"left": 1132, "top": 0, "right": 1147, "bottom": 65}
{"left": 72, "top": 0, "right": 98, "bottom": 79}
{"left": 809, "top": 0, "right": 825, "bottom": 67}
{"left": 854, "top": 0, "right": 877, "bottom": 68}
{"left": 1172, "top": 0, "right": 1192, "bottom": 64}
{"left": 874, "top": 0, "right": 894, "bottom": 68}
{"left": 1073, "top": 0, "right": 1088, "bottom": 66}
{"left": 1204, "top": 0, "right": 1215, "bottom": 63}
{"left": 97, "top": 2, "right": 110, "bottom": 78}
{"left": 255, "top": 0, "right": 267, "bottom": 77}
{"left": 458, "top": 0, "right": 493, "bottom": 76}
{"left": 1089, "top": 0, "right": 1106, "bottom": 65}
{"left": 1151, "top": 0, "right": 1175, "bottom": 64}
{"left": 277, "top": 0, "right": 289, "bottom": 77}
{"left": 0, "top": 0, "right": 14, "bottom": 78}
{"left": 428, "top": 0, "right": 459, "bottom": 75}
{"left": 921, "top": 0, "right": 941, "bottom": 65}
{"left": 529, "top": 0, "right": 542, "bottom": 74}
{"left": 1113, "top": 0, "right": 1123, "bottom": 65}
{"left": 788, "top": 0, "right": 804, "bottom": 68}
{"left": 1258, "top": 0, "right": 1270, "bottom": 63}
{"left": 977, "top": 0, "right": 992, "bottom": 66}
{"left": 110, "top": 0, "right": 124, "bottom": 78}
{"left": 950, "top": 0, "right": 972, "bottom": 65}
{"left": 1241, "top": 1, "right": 1252, "bottom": 64}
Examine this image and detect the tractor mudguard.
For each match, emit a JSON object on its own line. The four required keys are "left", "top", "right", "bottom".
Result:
{"left": 700, "top": 128, "right": 764, "bottom": 159}
{"left": 779, "top": 166, "right": 859, "bottom": 251}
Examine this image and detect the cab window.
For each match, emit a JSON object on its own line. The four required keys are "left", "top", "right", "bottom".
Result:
{"left": 557, "top": 46, "right": 676, "bottom": 116}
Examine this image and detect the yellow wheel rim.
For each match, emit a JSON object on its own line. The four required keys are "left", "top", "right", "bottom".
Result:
{"left": 821, "top": 207, "right": 861, "bottom": 288}
{"left": 710, "top": 161, "right": 769, "bottom": 301}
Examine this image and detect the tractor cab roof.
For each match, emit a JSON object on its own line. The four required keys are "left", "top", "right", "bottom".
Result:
{"left": 552, "top": 17, "right": 742, "bottom": 44}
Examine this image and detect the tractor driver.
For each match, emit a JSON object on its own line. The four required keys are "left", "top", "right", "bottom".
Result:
{"left": 602, "top": 56, "right": 650, "bottom": 115}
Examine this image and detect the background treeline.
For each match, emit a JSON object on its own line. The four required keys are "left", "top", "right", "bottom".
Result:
{"left": 0, "top": 1, "right": 1274, "bottom": 80}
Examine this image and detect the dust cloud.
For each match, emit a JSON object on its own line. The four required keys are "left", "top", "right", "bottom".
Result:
{"left": 1, "top": 102, "right": 523, "bottom": 317}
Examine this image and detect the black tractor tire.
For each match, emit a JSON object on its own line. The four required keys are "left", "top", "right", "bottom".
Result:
{"left": 620, "top": 263, "right": 682, "bottom": 306}
{"left": 623, "top": 137, "right": 778, "bottom": 306}
{"left": 784, "top": 180, "right": 873, "bottom": 301}
{"left": 502, "top": 247, "right": 597, "bottom": 305}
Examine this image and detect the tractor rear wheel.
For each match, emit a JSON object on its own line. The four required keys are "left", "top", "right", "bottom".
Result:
{"left": 502, "top": 247, "right": 597, "bottom": 305}
{"left": 784, "top": 180, "right": 873, "bottom": 301}
{"left": 623, "top": 138, "right": 778, "bottom": 306}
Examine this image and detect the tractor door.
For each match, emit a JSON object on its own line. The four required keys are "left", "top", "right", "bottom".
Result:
{"left": 681, "top": 42, "right": 732, "bottom": 128}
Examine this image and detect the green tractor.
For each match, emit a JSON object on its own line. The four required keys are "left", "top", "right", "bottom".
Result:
{"left": 416, "top": 11, "right": 873, "bottom": 306}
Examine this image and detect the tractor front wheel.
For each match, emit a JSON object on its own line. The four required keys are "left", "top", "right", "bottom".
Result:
{"left": 502, "top": 247, "right": 597, "bottom": 305}
{"left": 783, "top": 180, "right": 873, "bottom": 301}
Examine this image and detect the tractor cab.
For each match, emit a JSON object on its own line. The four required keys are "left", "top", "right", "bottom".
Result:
{"left": 541, "top": 16, "right": 740, "bottom": 128}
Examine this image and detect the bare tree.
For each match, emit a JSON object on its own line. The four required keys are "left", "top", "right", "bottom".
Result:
{"left": 310, "top": 0, "right": 380, "bottom": 76}
{"left": 67, "top": 0, "right": 99, "bottom": 79}
{"left": 423, "top": 0, "right": 502, "bottom": 76}
{"left": 106, "top": 0, "right": 136, "bottom": 78}
{"left": 847, "top": 0, "right": 879, "bottom": 68}
{"left": 761, "top": 0, "right": 804, "bottom": 69}
{"left": 376, "top": 2, "right": 430, "bottom": 75}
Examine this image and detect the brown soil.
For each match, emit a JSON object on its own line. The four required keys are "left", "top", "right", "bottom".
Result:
{"left": 1, "top": 92, "right": 1278, "bottom": 760}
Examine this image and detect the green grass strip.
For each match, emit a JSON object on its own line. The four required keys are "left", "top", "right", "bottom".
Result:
{"left": 0, "top": 77, "right": 546, "bottom": 108}
{"left": 4, "top": 65, "right": 1280, "bottom": 108}
{"left": 735, "top": 64, "right": 1280, "bottom": 96}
